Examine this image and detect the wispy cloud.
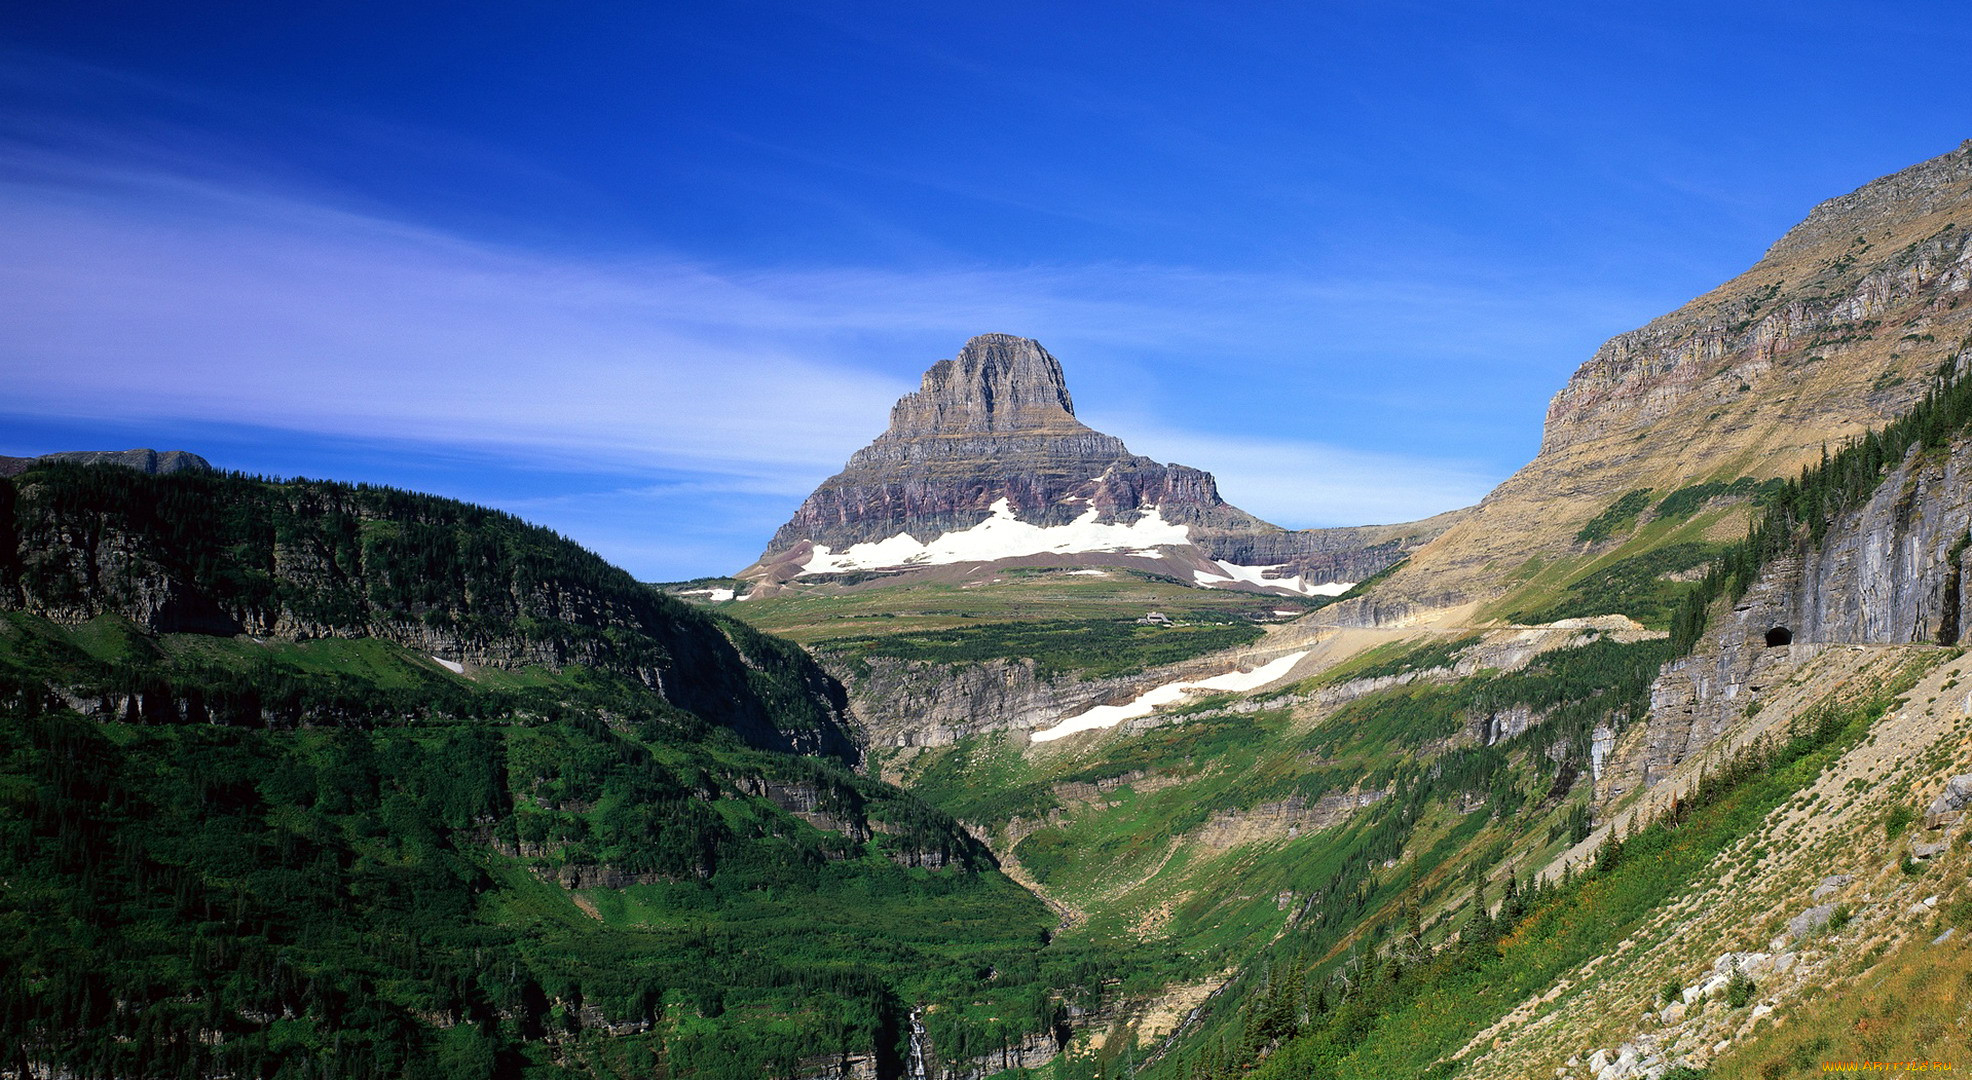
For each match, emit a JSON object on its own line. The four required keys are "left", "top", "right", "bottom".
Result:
{"left": 0, "top": 145, "right": 913, "bottom": 494}
{"left": 0, "top": 116, "right": 1650, "bottom": 574}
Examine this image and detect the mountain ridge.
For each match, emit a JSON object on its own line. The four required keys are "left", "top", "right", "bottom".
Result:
{"left": 1311, "top": 138, "right": 1972, "bottom": 628}
{"left": 0, "top": 459, "right": 860, "bottom": 760}
{"left": 0, "top": 447, "right": 212, "bottom": 478}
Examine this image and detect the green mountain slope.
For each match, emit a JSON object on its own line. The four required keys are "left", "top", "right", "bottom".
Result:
{"left": 702, "top": 358, "right": 1972, "bottom": 1080}
{"left": 1034, "top": 364, "right": 1972, "bottom": 1079}
{"left": 0, "top": 464, "right": 1081, "bottom": 1079}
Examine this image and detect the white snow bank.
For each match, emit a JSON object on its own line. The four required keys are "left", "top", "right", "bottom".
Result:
{"left": 431, "top": 656, "right": 466, "bottom": 674}
{"left": 1066, "top": 569, "right": 1109, "bottom": 576}
{"left": 683, "top": 587, "right": 736, "bottom": 602}
{"left": 1030, "top": 650, "right": 1311, "bottom": 743}
{"left": 1192, "top": 559, "right": 1353, "bottom": 597}
{"left": 800, "top": 499, "right": 1191, "bottom": 574}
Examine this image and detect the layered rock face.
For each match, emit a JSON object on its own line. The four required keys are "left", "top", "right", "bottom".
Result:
{"left": 1611, "top": 411, "right": 1972, "bottom": 809}
{"left": 1327, "top": 140, "right": 1972, "bottom": 624}
{"left": 763, "top": 334, "right": 1262, "bottom": 550}
{"left": 748, "top": 333, "right": 1458, "bottom": 589}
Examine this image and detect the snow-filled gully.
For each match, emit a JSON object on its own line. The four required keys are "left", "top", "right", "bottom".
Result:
{"left": 1029, "top": 650, "right": 1310, "bottom": 743}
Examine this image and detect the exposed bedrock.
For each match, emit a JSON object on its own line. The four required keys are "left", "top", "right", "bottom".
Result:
{"left": 0, "top": 448, "right": 214, "bottom": 478}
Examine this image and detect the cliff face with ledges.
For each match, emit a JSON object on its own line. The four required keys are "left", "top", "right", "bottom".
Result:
{"left": 825, "top": 654, "right": 1143, "bottom": 750}
{"left": 763, "top": 334, "right": 1275, "bottom": 553}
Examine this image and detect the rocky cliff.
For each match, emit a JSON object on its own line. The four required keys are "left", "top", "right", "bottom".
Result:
{"left": 1607, "top": 368, "right": 1972, "bottom": 812}
{"left": 1327, "top": 140, "right": 1972, "bottom": 625}
{"left": 745, "top": 333, "right": 1459, "bottom": 594}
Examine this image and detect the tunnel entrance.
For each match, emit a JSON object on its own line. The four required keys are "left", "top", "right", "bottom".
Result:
{"left": 1764, "top": 626, "right": 1793, "bottom": 647}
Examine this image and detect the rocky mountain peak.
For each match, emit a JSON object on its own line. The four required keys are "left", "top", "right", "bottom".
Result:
{"left": 884, "top": 333, "right": 1090, "bottom": 439}
{"left": 742, "top": 335, "right": 1460, "bottom": 593}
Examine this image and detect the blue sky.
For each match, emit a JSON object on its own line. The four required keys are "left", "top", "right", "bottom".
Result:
{"left": 4, "top": 3, "right": 1970, "bottom": 580}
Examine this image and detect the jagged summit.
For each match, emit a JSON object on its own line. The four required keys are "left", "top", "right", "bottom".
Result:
{"left": 886, "top": 333, "right": 1092, "bottom": 438}
{"left": 1765, "top": 138, "right": 1972, "bottom": 261}
{"left": 742, "top": 335, "right": 1459, "bottom": 596}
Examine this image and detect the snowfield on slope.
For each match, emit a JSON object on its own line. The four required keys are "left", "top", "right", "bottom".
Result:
{"left": 799, "top": 498, "right": 1191, "bottom": 574}
{"left": 1030, "top": 650, "right": 1311, "bottom": 743}
{"left": 1193, "top": 559, "right": 1354, "bottom": 597}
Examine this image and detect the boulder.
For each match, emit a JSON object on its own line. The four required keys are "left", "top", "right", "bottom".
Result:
{"left": 1811, "top": 874, "right": 1852, "bottom": 900}
{"left": 1683, "top": 972, "right": 1730, "bottom": 1004}
{"left": 1788, "top": 903, "right": 1838, "bottom": 939}
{"left": 1712, "top": 951, "right": 1770, "bottom": 976}
{"left": 1926, "top": 774, "right": 1972, "bottom": 827}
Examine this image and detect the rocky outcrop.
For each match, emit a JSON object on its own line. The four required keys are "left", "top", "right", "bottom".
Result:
{"left": 1927, "top": 773, "right": 1972, "bottom": 827}
{"left": 745, "top": 333, "right": 1458, "bottom": 591}
{"left": 1649, "top": 426, "right": 1972, "bottom": 766}
{"left": 0, "top": 448, "right": 213, "bottom": 478}
{"left": 1784, "top": 448, "right": 1972, "bottom": 648}
{"left": 734, "top": 776, "right": 872, "bottom": 841}
{"left": 1606, "top": 399, "right": 1972, "bottom": 807}
{"left": 1542, "top": 144, "right": 1972, "bottom": 456}
{"left": 1192, "top": 788, "right": 1388, "bottom": 849}
{"left": 826, "top": 655, "right": 1137, "bottom": 747}
{"left": 942, "top": 1030, "right": 1063, "bottom": 1080}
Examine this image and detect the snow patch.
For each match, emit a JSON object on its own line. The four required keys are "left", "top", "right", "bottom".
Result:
{"left": 431, "top": 656, "right": 465, "bottom": 674}
{"left": 799, "top": 498, "right": 1191, "bottom": 574}
{"left": 1030, "top": 650, "right": 1311, "bottom": 743}
{"left": 683, "top": 587, "right": 736, "bottom": 602}
{"left": 1193, "top": 559, "right": 1353, "bottom": 597}
{"left": 1066, "top": 569, "right": 1109, "bottom": 576}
